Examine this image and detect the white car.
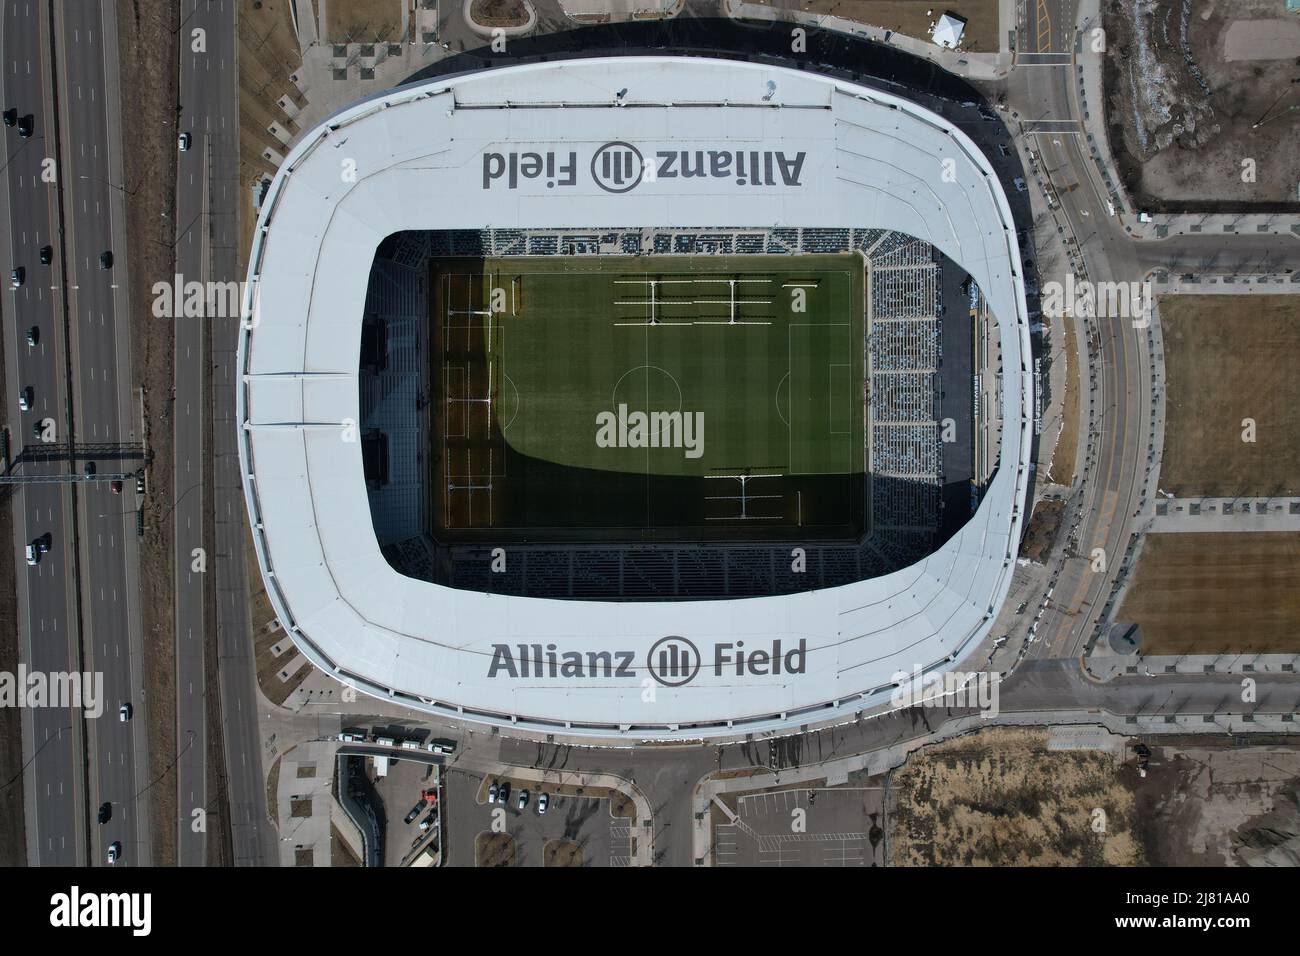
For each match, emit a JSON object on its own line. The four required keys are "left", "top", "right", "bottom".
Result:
{"left": 118, "top": 702, "right": 132, "bottom": 722}
{"left": 107, "top": 841, "right": 121, "bottom": 863}
{"left": 18, "top": 386, "right": 32, "bottom": 411}
{"left": 536, "top": 792, "right": 549, "bottom": 815}
{"left": 178, "top": 132, "right": 191, "bottom": 152}
{"left": 24, "top": 544, "right": 38, "bottom": 566}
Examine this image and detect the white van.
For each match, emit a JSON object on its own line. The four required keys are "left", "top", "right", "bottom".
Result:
{"left": 25, "top": 544, "right": 38, "bottom": 566}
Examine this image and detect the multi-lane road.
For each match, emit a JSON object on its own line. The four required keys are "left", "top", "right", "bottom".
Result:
{"left": 2, "top": 0, "right": 147, "bottom": 866}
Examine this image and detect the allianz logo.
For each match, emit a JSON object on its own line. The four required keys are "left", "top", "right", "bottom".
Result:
{"left": 595, "top": 404, "right": 704, "bottom": 459}
{"left": 482, "top": 141, "right": 807, "bottom": 193}
{"left": 487, "top": 637, "right": 807, "bottom": 687}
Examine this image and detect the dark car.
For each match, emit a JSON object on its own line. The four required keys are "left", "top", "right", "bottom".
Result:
{"left": 31, "top": 421, "right": 43, "bottom": 439}
{"left": 26, "top": 326, "right": 38, "bottom": 347}
{"left": 39, "top": 245, "right": 52, "bottom": 265}
{"left": 98, "top": 250, "right": 113, "bottom": 270}
{"left": 38, "top": 533, "right": 51, "bottom": 554}
{"left": 97, "top": 803, "right": 112, "bottom": 824}
{"left": 17, "top": 114, "right": 32, "bottom": 138}
{"left": 84, "top": 461, "right": 96, "bottom": 477}
{"left": 2, "top": 108, "right": 15, "bottom": 127}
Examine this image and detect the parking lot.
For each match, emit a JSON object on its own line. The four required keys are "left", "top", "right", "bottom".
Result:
{"left": 442, "top": 769, "right": 634, "bottom": 867}
{"left": 713, "top": 786, "right": 886, "bottom": 867}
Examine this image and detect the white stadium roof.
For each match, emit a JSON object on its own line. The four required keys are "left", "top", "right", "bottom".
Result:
{"left": 238, "top": 56, "right": 1032, "bottom": 739}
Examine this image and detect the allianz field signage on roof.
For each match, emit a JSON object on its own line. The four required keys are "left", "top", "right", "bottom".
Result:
{"left": 482, "top": 140, "right": 808, "bottom": 193}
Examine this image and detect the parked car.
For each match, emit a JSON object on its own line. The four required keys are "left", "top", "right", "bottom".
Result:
{"left": 178, "top": 131, "right": 191, "bottom": 152}
{"left": 403, "top": 803, "right": 424, "bottom": 825}
{"left": 18, "top": 386, "right": 32, "bottom": 411}
{"left": 516, "top": 788, "right": 529, "bottom": 811}
{"left": 97, "top": 803, "right": 112, "bottom": 825}
{"left": 497, "top": 782, "right": 510, "bottom": 806}
{"left": 39, "top": 244, "right": 52, "bottom": 265}
{"left": 487, "top": 782, "right": 498, "bottom": 804}
{"left": 118, "top": 702, "right": 132, "bottom": 722}
{"left": 536, "top": 792, "right": 549, "bottom": 815}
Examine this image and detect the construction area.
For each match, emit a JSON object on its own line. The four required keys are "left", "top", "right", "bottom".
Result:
{"left": 1103, "top": 0, "right": 1300, "bottom": 208}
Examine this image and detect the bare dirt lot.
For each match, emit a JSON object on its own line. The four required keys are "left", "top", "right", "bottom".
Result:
{"left": 1047, "top": 312, "right": 1080, "bottom": 485}
{"left": 1157, "top": 295, "right": 1300, "bottom": 497}
{"left": 888, "top": 728, "right": 1139, "bottom": 865}
{"left": 752, "top": 1, "right": 1000, "bottom": 52}
{"left": 1132, "top": 739, "right": 1300, "bottom": 865}
{"left": 1104, "top": 0, "right": 1300, "bottom": 208}
{"left": 325, "top": 0, "right": 406, "bottom": 42}
{"left": 1118, "top": 532, "right": 1300, "bottom": 655}
{"left": 1020, "top": 498, "right": 1065, "bottom": 563}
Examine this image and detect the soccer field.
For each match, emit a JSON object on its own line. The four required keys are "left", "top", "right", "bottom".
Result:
{"left": 433, "top": 254, "right": 867, "bottom": 539}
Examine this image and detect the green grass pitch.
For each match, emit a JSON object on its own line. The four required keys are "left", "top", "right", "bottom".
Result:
{"left": 434, "top": 254, "right": 866, "bottom": 538}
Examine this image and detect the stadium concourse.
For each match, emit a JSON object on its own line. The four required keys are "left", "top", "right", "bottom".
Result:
{"left": 238, "top": 56, "right": 1032, "bottom": 739}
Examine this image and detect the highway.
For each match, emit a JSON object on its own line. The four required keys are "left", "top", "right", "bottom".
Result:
{"left": 172, "top": 0, "right": 273, "bottom": 866}
{"left": 1, "top": 0, "right": 147, "bottom": 867}
{"left": 54, "top": 0, "right": 148, "bottom": 868}
{"left": 1, "top": 0, "right": 83, "bottom": 866}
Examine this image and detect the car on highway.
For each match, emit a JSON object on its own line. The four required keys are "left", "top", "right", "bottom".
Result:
{"left": 135, "top": 473, "right": 146, "bottom": 495}
{"left": 487, "top": 781, "right": 499, "bottom": 804}
{"left": 111, "top": 480, "right": 123, "bottom": 495}
{"left": 99, "top": 251, "right": 113, "bottom": 270}
{"left": 107, "top": 841, "right": 120, "bottom": 864}
{"left": 84, "top": 461, "right": 96, "bottom": 477}
{"left": 178, "top": 132, "right": 191, "bottom": 152}
{"left": 17, "top": 114, "right": 32, "bottom": 138}
{"left": 97, "top": 803, "right": 112, "bottom": 825}
{"left": 18, "top": 386, "right": 32, "bottom": 411}
{"left": 2, "top": 108, "right": 15, "bottom": 127}
{"left": 118, "top": 702, "right": 132, "bottom": 722}
{"left": 516, "top": 788, "right": 529, "bottom": 811}
{"left": 31, "top": 421, "right": 43, "bottom": 439}
{"left": 1012, "top": 177, "right": 1027, "bottom": 193}
{"left": 536, "top": 792, "right": 549, "bottom": 815}
{"left": 35, "top": 533, "right": 50, "bottom": 555}
{"left": 24, "top": 544, "right": 38, "bottom": 567}
{"left": 10, "top": 267, "right": 23, "bottom": 289}
{"left": 26, "top": 326, "right": 38, "bottom": 347}
{"left": 39, "top": 244, "right": 52, "bottom": 265}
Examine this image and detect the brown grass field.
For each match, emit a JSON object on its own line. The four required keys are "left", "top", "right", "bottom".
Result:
{"left": 326, "top": 0, "right": 405, "bottom": 42}
{"left": 1158, "top": 295, "right": 1300, "bottom": 497}
{"left": 475, "top": 832, "right": 517, "bottom": 867}
{"left": 1118, "top": 532, "right": 1300, "bottom": 655}
{"left": 888, "top": 728, "right": 1138, "bottom": 866}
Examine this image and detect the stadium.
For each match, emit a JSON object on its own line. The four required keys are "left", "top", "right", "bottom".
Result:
{"left": 237, "top": 56, "right": 1032, "bottom": 739}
